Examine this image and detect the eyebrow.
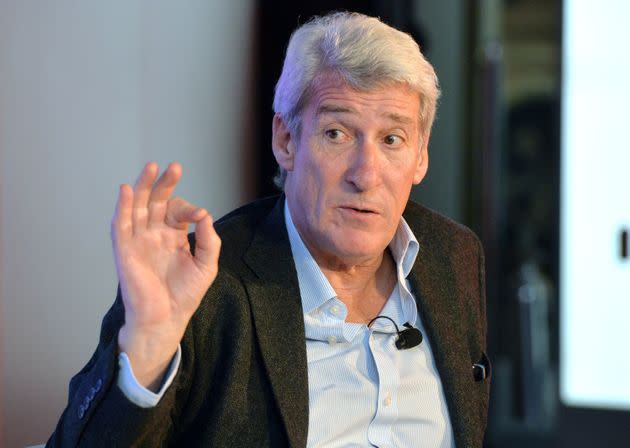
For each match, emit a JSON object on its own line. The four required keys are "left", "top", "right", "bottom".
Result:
{"left": 316, "top": 105, "right": 355, "bottom": 115}
{"left": 384, "top": 112, "right": 414, "bottom": 125}
{"left": 316, "top": 104, "right": 415, "bottom": 126}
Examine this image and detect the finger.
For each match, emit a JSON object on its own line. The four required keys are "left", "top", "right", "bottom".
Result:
{"left": 164, "top": 197, "right": 208, "bottom": 230}
{"left": 148, "top": 162, "right": 182, "bottom": 227}
{"left": 111, "top": 183, "right": 134, "bottom": 249}
{"left": 132, "top": 162, "right": 159, "bottom": 232}
{"left": 193, "top": 214, "right": 221, "bottom": 274}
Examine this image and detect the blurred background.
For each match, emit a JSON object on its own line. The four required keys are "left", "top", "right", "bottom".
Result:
{"left": 0, "top": 0, "right": 628, "bottom": 446}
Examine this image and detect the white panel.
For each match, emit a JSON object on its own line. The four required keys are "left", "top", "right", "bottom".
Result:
{"left": 560, "top": 0, "right": 630, "bottom": 410}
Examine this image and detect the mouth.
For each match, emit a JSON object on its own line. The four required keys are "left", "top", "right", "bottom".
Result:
{"left": 339, "top": 205, "right": 378, "bottom": 215}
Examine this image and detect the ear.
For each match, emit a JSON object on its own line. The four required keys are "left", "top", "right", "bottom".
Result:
{"left": 272, "top": 113, "right": 297, "bottom": 172}
{"left": 413, "top": 131, "right": 430, "bottom": 185}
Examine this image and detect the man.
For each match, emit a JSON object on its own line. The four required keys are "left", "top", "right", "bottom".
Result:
{"left": 48, "top": 12, "right": 489, "bottom": 447}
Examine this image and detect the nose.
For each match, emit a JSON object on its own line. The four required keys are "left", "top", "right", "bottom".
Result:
{"left": 345, "top": 138, "right": 381, "bottom": 191}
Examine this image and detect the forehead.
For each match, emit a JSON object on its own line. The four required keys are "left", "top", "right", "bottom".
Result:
{"left": 303, "top": 76, "right": 421, "bottom": 125}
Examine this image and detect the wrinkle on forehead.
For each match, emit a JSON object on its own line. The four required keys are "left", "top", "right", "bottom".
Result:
{"left": 305, "top": 74, "right": 421, "bottom": 130}
{"left": 316, "top": 104, "right": 415, "bottom": 126}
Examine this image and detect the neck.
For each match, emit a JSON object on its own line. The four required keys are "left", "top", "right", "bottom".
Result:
{"left": 311, "top": 247, "right": 397, "bottom": 323}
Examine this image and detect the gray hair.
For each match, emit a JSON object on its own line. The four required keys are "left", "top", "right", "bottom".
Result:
{"left": 272, "top": 11, "right": 440, "bottom": 188}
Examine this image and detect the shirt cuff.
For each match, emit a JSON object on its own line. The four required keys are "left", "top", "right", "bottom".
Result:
{"left": 117, "top": 345, "right": 181, "bottom": 408}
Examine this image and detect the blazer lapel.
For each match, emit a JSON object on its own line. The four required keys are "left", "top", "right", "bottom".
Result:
{"left": 242, "top": 197, "right": 309, "bottom": 448}
{"left": 407, "top": 265, "right": 471, "bottom": 447}
{"left": 404, "top": 206, "right": 476, "bottom": 448}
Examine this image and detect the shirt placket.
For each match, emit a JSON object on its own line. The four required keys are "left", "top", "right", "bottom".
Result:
{"left": 367, "top": 329, "right": 399, "bottom": 448}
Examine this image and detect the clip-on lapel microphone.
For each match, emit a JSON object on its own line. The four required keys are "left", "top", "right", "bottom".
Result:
{"left": 367, "top": 315, "right": 423, "bottom": 350}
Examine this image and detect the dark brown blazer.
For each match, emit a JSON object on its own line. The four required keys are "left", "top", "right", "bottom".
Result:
{"left": 47, "top": 195, "right": 490, "bottom": 447}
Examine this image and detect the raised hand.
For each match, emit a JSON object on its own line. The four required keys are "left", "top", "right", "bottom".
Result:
{"left": 111, "top": 162, "right": 221, "bottom": 390}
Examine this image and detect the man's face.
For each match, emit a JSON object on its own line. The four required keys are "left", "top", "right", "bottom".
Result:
{"left": 273, "top": 77, "right": 429, "bottom": 265}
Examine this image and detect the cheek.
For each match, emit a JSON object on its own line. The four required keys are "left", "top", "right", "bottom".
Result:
{"left": 385, "top": 171, "right": 415, "bottom": 210}
{"left": 296, "top": 146, "right": 339, "bottom": 189}
{"left": 294, "top": 155, "right": 321, "bottom": 196}
{"left": 291, "top": 155, "right": 326, "bottom": 212}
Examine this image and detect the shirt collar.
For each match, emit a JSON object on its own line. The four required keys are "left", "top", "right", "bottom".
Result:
{"left": 285, "top": 201, "right": 420, "bottom": 315}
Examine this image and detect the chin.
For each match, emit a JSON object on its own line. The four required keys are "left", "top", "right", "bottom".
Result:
{"left": 328, "top": 233, "right": 387, "bottom": 260}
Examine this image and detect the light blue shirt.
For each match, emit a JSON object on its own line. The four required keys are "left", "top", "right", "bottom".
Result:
{"left": 285, "top": 202, "right": 454, "bottom": 448}
{"left": 117, "top": 202, "right": 454, "bottom": 448}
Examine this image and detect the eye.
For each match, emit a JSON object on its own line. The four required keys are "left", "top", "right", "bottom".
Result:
{"left": 325, "top": 129, "right": 346, "bottom": 141}
{"left": 384, "top": 134, "right": 403, "bottom": 146}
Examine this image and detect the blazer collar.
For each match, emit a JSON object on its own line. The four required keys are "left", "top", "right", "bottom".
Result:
{"left": 242, "top": 196, "right": 309, "bottom": 448}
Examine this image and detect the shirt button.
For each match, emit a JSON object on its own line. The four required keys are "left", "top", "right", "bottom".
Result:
{"left": 330, "top": 305, "right": 341, "bottom": 316}
{"left": 327, "top": 336, "right": 337, "bottom": 345}
{"left": 383, "top": 394, "right": 392, "bottom": 407}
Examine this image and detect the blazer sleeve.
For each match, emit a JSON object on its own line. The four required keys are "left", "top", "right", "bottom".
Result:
{"left": 46, "top": 287, "right": 191, "bottom": 447}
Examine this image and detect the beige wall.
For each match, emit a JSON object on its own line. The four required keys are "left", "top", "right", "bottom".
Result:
{"left": 0, "top": 1, "right": 254, "bottom": 446}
